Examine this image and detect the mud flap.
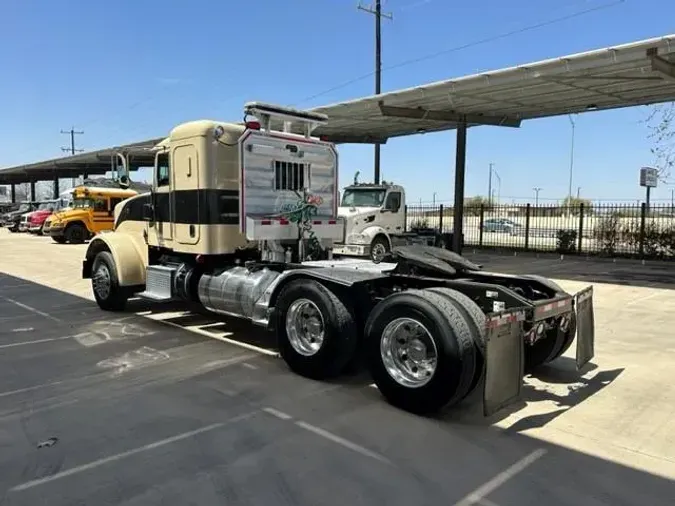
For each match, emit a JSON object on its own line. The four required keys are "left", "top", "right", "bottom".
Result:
{"left": 574, "top": 286, "right": 595, "bottom": 370}
{"left": 482, "top": 308, "right": 526, "bottom": 417}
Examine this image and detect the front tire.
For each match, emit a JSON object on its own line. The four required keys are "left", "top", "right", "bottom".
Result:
{"left": 91, "top": 251, "right": 128, "bottom": 311}
{"left": 275, "top": 279, "right": 358, "bottom": 380}
{"left": 370, "top": 235, "right": 390, "bottom": 263}
{"left": 365, "top": 290, "right": 477, "bottom": 415}
{"left": 65, "top": 222, "right": 88, "bottom": 244}
{"left": 52, "top": 235, "right": 67, "bottom": 244}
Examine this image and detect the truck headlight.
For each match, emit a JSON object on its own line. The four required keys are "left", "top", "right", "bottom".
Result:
{"left": 347, "top": 233, "right": 370, "bottom": 245}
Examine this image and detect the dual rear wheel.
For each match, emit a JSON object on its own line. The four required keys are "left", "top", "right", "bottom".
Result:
{"left": 275, "top": 279, "right": 486, "bottom": 415}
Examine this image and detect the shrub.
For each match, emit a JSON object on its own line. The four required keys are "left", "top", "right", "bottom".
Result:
{"left": 556, "top": 229, "right": 577, "bottom": 253}
{"left": 593, "top": 214, "right": 621, "bottom": 255}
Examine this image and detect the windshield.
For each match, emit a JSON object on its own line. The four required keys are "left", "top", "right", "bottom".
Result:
{"left": 38, "top": 202, "right": 55, "bottom": 211}
{"left": 341, "top": 189, "right": 386, "bottom": 207}
{"left": 72, "top": 198, "right": 93, "bottom": 209}
{"left": 17, "top": 204, "right": 30, "bottom": 212}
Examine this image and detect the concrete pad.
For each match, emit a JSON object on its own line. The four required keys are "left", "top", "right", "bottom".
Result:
{"left": 1, "top": 228, "right": 675, "bottom": 505}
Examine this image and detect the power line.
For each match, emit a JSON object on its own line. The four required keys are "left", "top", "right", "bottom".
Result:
{"left": 357, "top": 0, "right": 392, "bottom": 184}
{"left": 295, "top": 0, "right": 625, "bottom": 106}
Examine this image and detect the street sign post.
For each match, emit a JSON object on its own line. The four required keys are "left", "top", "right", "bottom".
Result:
{"left": 639, "top": 167, "right": 658, "bottom": 210}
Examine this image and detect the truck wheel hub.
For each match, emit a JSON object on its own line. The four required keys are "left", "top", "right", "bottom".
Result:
{"left": 380, "top": 318, "right": 438, "bottom": 388}
{"left": 93, "top": 264, "right": 111, "bottom": 300}
{"left": 286, "top": 299, "right": 325, "bottom": 357}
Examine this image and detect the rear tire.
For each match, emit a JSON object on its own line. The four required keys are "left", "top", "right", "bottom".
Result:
{"left": 275, "top": 279, "right": 358, "bottom": 380}
{"left": 524, "top": 312, "right": 577, "bottom": 372}
{"left": 91, "top": 251, "right": 128, "bottom": 311}
{"left": 65, "top": 222, "right": 87, "bottom": 244}
{"left": 365, "top": 290, "right": 476, "bottom": 415}
{"left": 425, "top": 287, "right": 486, "bottom": 395}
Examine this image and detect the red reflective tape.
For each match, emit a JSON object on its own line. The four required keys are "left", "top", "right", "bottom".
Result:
{"left": 543, "top": 303, "right": 553, "bottom": 312}
{"left": 312, "top": 220, "right": 322, "bottom": 225}
{"left": 278, "top": 219, "right": 289, "bottom": 225}
{"left": 328, "top": 220, "right": 337, "bottom": 224}
{"left": 260, "top": 220, "right": 272, "bottom": 225}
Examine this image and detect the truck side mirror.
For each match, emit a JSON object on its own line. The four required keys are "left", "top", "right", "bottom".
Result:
{"left": 142, "top": 203, "right": 154, "bottom": 221}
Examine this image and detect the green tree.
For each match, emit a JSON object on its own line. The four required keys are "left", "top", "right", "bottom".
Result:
{"left": 464, "top": 195, "right": 490, "bottom": 216}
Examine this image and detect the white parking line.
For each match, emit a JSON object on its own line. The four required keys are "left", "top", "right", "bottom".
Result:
{"left": 0, "top": 297, "right": 62, "bottom": 323}
{"left": 144, "top": 311, "right": 279, "bottom": 358}
{"left": 0, "top": 335, "right": 73, "bottom": 349}
{"left": 262, "top": 407, "right": 293, "bottom": 420}
{"left": 295, "top": 420, "right": 392, "bottom": 465}
{"left": 0, "top": 380, "right": 66, "bottom": 399}
{"left": 452, "top": 449, "right": 547, "bottom": 506}
{"left": 10, "top": 410, "right": 259, "bottom": 492}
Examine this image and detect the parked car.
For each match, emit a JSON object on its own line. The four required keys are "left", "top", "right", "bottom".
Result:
{"left": 3, "top": 202, "right": 40, "bottom": 232}
{"left": 482, "top": 218, "right": 523, "bottom": 235}
{"left": 28, "top": 198, "right": 71, "bottom": 234}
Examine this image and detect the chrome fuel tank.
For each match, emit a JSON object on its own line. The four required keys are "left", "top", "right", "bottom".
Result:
{"left": 197, "top": 266, "right": 281, "bottom": 320}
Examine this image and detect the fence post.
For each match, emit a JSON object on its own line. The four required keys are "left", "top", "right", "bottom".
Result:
{"left": 438, "top": 204, "right": 444, "bottom": 233}
{"left": 524, "top": 204, "right": 531, "bottom": 251}
{"left": 479, "top": 204, "right": 485, "bottom": 246}
{"left": 577, "top": 203, "right": 584, "bottom": 254}
{"left": 404, "top": 205, "right": 408, "bottom": 233}
{"left": 639, "top": 202, "right": 646, "bottom": 257}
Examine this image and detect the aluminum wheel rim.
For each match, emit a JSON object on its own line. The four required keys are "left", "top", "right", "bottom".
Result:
{"left": 372, "top": 242, "right": 387, "bottom": 262}
{"left": 93, "top": 263, "right": 112, "bottom": 300}
{"left": 285, "top": 298, "right": 325, "bottom": 356}
{"left": 380, "top": 317, "right": 438, "bottom": 388}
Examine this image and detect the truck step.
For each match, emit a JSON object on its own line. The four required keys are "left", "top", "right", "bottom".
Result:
{"left": 140, "top": 264, "right": 178, "bottom": 301}
{"left": 135, "top": 290, "right": 174, "bottom": 302}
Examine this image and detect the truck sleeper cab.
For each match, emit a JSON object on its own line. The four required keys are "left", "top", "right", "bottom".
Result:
{"left": 82, "top": 102, "right": 595, "bottom": 417}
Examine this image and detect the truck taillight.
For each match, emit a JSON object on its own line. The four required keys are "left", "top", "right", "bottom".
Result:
{"left": 245, "top": 121, "right": 261, "bottom": 130}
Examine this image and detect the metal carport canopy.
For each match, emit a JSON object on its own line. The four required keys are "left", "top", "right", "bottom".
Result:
{"left": 0, "top": 137, "right": 163, "bottom": 185}
{"left": 294, "top": 33, "right": 675, "bottom": 252}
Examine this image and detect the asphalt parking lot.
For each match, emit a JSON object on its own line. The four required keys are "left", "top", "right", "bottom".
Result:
{"left": 1, "top": 229, "right": 674, "bottom": 505}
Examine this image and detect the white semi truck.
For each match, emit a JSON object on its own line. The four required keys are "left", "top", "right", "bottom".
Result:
{"left": 333, "top": 177, "right": 451, "bottom": 262}
{"left": 82, "top": 102, "right": 595, "bottom": 416}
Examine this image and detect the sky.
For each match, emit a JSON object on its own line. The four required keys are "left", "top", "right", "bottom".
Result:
{"left": 1, "top": 0, "right": 674, "bottom": 204}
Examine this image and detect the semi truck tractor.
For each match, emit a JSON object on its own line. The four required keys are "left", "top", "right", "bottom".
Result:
{"left": 334, "top": 178, "right": 452, "bottom": 262}
{"left": 82, "top": 102, "right": 595, "bottom": 416}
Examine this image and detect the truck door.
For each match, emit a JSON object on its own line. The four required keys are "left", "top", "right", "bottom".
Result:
{"left": 153, "top": 151, "right": 173, "bottom": 242}
{"left": 382, "top": 191, "right": 403, "bottom": 233}
{"left": 171, "top": 144, "right": 200, "bottom": 245}
{"left": 91, "top": 196, "right": 114, "bottom": 233}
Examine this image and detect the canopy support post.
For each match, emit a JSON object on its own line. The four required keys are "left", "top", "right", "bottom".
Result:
{"left": 452, "top": 117, "right": 467, "bottom": 253}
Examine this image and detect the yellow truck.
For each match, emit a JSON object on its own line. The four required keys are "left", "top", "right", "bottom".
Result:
{"left": 46, "top": 185, "right": 138, "bottom": 243}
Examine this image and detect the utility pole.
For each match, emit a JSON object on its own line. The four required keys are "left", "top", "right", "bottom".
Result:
{"left": 533, "top": 187, "right": 542, "bottom": 206}
{"left": 61, "top": 127, "right": 84, "bottom": 188}
{"left": 488, "top": 163, "right": 494, "bottom": 207}
{"left": 567, "top": 115, "right": 576, "bottom": 202}
{"left": 358, "top": 0, "right": 392, "bottom": 184}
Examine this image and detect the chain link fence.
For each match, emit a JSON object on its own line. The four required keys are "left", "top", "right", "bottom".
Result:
{"left": 405, "top": 202, "right": 675, "bottom": 260}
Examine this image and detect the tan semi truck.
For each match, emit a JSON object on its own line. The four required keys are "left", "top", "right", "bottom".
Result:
{"left": 81, "top": 102, "right": 595, "bottom": 416}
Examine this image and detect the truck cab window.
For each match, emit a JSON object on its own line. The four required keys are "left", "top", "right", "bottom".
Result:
{"left": 384, "top": 192, "right": 401, "bottom": 212}
{"left": 156, "top": 153, "right": 170, "bottom": 187}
